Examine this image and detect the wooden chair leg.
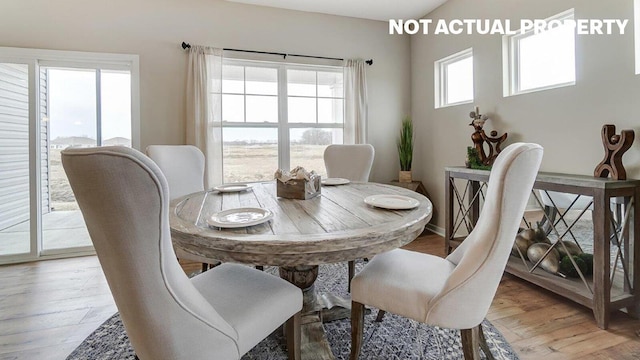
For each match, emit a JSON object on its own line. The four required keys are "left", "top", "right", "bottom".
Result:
{"left": 201, "top": 263, "right": 209, "bottom": 272}
{"left": 478, "top": 324, "right": 495, "bottom": 360}
{"left": 285, "top": 311, "right": 301, "bottom": 360}
{"left": 350, "top": 301, "right": 365, "bottom": 360}
{"left": 460, "top": 326, "right": 481, "bottom": 360}
{"left": 348, "top": 260, "right": 355, "bottom": 292}
{"left": 375, "top": 309, "right": 386, "bottom": 322}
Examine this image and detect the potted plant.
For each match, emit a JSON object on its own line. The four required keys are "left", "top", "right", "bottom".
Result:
{"left": 397, "top": 116, "right": 413, "bottom": 183}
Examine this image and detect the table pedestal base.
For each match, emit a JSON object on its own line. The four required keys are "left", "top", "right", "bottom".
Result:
{"left": 280, "top": 265, "right": 355, "bottom": 360}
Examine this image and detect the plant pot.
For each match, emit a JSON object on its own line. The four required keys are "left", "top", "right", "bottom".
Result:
{"left": 399, "top": 171, "right": 412, "bottom": 183}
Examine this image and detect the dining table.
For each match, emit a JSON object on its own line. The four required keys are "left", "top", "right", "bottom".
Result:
{"left": 169, "top": 180, "right": 432, "bottom": 360}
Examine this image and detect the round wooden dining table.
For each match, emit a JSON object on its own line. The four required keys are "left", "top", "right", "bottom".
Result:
{"left": 170, "top": 181, "right": 432, "bottom": 267}
{"left": 169, "top": 180, "right": 432, "bottom": 360}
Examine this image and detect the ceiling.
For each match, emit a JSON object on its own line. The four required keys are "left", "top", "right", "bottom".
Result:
{"left": 224, "top": 0, "right": 448, "bottom": 21}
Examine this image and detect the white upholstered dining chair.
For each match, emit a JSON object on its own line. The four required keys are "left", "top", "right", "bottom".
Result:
{"left": 323, "top": 144, "right": 375, "bottom": 290}
{"left": 62, "top": 146, "right": 302, "bottom": 360}
{"left": 324, "top": 144, "right": 375, "bottom": 182}
{"left": 146, "top": 145, "right": 206, "bottom": 200}
{"left": 349, "top": 143, "right": 543, "bottom": 360}
{"left": 146, "top": 145, "right": 219, "bottom": 272}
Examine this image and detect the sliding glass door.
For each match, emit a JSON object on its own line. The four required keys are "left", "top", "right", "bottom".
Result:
{"left": 0, "top": 47, "right": 139, "bottom": 264}
{"left": 40, "top": 67, "right": 133, "bottom": 252}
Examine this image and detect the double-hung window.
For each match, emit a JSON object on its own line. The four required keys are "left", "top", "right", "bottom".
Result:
{"left": 221, "top": 60, "right": 344, "bottom": 183}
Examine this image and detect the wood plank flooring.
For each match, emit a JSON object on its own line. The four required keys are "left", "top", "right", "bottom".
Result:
{"left": 1, "top": 233, "right": 639, "bottom": 359}
{"left": 403, "top": 234, "right": 640, "bottom": 360}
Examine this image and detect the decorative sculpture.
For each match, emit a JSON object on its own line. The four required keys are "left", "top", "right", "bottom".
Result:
{"left": 469, "top": 107, "right": 508, "bottom": 166}
{"left": 594, "top": 124, "right": 635, "bottom": 180}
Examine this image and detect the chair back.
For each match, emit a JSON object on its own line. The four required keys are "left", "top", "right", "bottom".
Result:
{"left": 146, "top": 145, "right": 205, "bottom": 200}
{"left": 62, "top": 146, "right": 240, "bottom": 359}
{"left": 323, "top": 144, "right": 375, "bottom": 181}
{"left": 427, "top": 143, "right": 543, "bottom": 329}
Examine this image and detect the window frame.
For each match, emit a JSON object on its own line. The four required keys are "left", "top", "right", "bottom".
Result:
{"left": 0, "top": 46, "right": 140, "bottom": 264}
{"left": 434, "top": 48, "right": 474, "bottom": 109}
{"left": 503, "top": 9, "right": 576, "bottom": 96}
{"left": 221, "top": 59, "right": 344, "bottom": 183}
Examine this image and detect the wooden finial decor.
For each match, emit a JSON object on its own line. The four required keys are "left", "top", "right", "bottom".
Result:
{"left": 469, "top": 106, "right": 508, "bottom": 166}
{"left": 594, "top": 124, "right": 635, "bottom": 180}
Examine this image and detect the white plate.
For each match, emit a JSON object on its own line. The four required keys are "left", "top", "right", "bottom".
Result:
{"left": 212, "top": 184, "right": 253, "bottom": 193}
{"left": 206, "top": 208, "right": 273, "bottom": 228}
{"left": 321, "top": 178, "right": 350, "bottom": 186}
{"left": 364, "top": 194, "right": 420, "bottom": 210}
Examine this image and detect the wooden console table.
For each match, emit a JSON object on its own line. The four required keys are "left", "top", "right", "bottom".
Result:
{"left": 445, "top": 166, "right": 640, "bottom": 329}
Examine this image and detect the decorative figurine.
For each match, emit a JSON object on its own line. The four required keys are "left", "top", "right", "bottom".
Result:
{"left": 469, "top": 106, "right": 508, "bottom": 166}
{"left": 594, "top": 124, "right": 635, "bottom": 180}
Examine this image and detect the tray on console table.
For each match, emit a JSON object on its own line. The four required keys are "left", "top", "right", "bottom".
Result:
{"left": 445, "top": 166, "right": 640, "bottom": 329}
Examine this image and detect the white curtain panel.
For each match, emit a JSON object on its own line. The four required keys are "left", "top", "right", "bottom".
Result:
{"left": 344, "top": 59, "right": 369, "bottom": 144}
{"left": 186, "top": 46, "right": 223, "bottom": 187}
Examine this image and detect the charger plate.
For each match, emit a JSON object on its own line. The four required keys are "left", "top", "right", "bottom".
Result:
{"left": 206, "top": 207, "right": 273, "bottom": 228}
{"left": 212, "top": 184, "right": 253, "bottom": 193}
{"left": 364, "top": 194, "right": 419, "bottom": 210}
{"left": 321, "top": 178, "right": 350, "bottom": 186}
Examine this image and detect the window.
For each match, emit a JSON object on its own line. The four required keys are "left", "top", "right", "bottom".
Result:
{"left": 435, "top": 48, "right": 474, "bottom": 108}
{"left": 221, "top": 60, "right": 344, "bottom": 183}
{"left": 504, "top": 9, "right": 576, "bottom": 95}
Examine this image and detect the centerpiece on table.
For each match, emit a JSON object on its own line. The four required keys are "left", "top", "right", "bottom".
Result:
{"left": 275, "top": 166, "right": 321, "bottom": 200}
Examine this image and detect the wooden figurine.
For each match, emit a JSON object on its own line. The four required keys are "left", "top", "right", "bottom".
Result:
{"left": 594, "top": 124, "right": 635, "bottom": 180}
{"left": 469, "top": 107, "right": 508, "bottom": 166}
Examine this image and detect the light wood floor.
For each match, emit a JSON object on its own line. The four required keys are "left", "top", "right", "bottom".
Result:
{"left": 1, "top": 233, "right": 639, "bottom": 359}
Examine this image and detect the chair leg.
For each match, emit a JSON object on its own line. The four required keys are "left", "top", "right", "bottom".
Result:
{"left": 285, "top": 311, "right": 301, "bottom": 360}
{"left": 375, "top": 310, "right": 386, "bottom": 322}
{"left": 350, "top": 301, "right": 365, "bottom": 360}
{"left": 478, "top": 324, "right": 495, "bottom": 360}
{"left": 201, "top": 263, "right": 209, "bottom": 273}
{"left": 348, "top": 260, "right": 355, "bottom": 292}
{"left": 460, "top": 326, "right": 481, "bottom": 360}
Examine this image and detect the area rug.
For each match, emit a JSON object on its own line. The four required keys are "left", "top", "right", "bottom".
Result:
{"left": 67, "top": 262, "right": 519, "bottom": 360}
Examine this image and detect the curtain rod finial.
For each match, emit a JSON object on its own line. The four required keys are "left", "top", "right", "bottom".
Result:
{"left": 182, "top": 42, "right": 191, "bottom": 50}
{"left": 366, "top": 59, "right": 373, "bottom": 66}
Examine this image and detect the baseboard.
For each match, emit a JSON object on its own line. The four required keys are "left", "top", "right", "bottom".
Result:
{"left": 425, "top": 223, "right": 445, "bottom": 237}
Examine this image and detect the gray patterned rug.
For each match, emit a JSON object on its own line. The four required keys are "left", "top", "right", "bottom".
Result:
{"left": 67, "top": 262, "right": 519, "bottom": 360}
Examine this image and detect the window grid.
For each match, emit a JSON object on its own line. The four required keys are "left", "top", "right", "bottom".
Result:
{"left": 221, "top": 59, "right": 344, "bottom": 183}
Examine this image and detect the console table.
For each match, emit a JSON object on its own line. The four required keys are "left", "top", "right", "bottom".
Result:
{"left": 445, "top": 166, "right": 640, "bottom": 329}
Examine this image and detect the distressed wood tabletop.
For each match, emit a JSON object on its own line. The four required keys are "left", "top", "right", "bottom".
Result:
{"left": 170, "top": 181, "right": 432, "bottom": 266}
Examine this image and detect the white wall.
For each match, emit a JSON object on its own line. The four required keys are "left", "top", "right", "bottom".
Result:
{"left": 0, "top": 0, "right": 411, "bottom": 182}
{"left": 411, "top": 0, "right": 640, "bottom": 228}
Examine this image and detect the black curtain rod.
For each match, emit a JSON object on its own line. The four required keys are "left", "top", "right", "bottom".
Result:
{"left": 181, "top": 42, "right": 373, "bottom": 66}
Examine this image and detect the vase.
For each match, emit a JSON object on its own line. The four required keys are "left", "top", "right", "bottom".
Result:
{"left": 399, "top": 171, "right": 412, "bottom": 183}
